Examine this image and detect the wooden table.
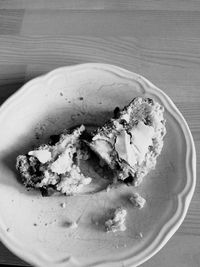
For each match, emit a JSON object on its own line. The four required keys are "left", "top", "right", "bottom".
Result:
{"left": 0, "top": 1, "right": 199, "bottom": 266}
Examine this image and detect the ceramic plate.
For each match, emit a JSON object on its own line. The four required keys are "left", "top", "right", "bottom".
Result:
{"left": 0, "top": 63, "right": 196, "bottom": 267}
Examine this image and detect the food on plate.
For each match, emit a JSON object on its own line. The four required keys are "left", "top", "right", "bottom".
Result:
{"left": 105, "top": 207, "right": 127, "bottom": 232}
{"left": 88, "top": 97, "right": 166, "bottom": 186}
{"left": 16, "top": 97, "right": 166, "bottom": 196}
{"left": 16, "top": 125, "right": 92, "bottom": 196}
{"left": 130, "top": 192, "right": 146, "bottom": 209}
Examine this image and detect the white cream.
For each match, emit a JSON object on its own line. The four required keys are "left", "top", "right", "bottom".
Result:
{"left": 50, "top": 148, "right": 73, "bottom": 174}
{"left": 115, "top": 130, "right": 138, "bottom": 166}
{"left": 82, "top": 177, "right": 92, "bottom": 185}
{"left": 91, "top": 139, "right": 113, "bottom": 164}
{"left": 115, "top": 121, "right": 155, "bottom": 165}
{"left": 28, "top": 150, "right": 52, "bottom": 164}
{"left": 130, "top": 121, "right": 155, "bottom": 159}
{"left": 120, "top": 111, "right": 131, "bottom": 123}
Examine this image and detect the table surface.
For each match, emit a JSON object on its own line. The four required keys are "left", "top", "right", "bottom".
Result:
{"left": 0, "top": 1, "right": 199, "bottom": 267}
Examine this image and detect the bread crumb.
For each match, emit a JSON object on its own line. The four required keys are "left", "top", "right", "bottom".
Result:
{"left": 105, "top": 208, "right": 127, "bottom": 233}
{"left": 64, "top": 221, "right": 78, "bottom": 229}
{"left": 70, "top": 222, "right": 78, "bottom": 229}
{"left": 60, "top": 202, "right": 66, "bottom": 208}
{"left": 106, "top": 185, "right": 111, "bottom": 192}
{"left": 139, "top": 232, "right": 143, "bottom": 238}
{"left": 130, "top": 193, "right": 146, "bottom": 209}
{"left": 136, "top": 232, "right": 143, "bottom": 239}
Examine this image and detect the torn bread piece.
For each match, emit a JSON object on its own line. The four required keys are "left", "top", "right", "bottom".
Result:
{"left": 88, "top": 97, "right": 166, "bottom": 186}
{"left": 16, "top": 125, "right": 92, "bottom": 196}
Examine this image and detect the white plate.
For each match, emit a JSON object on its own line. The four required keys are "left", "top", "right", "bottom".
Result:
{"left": 0, "top": 63, "right": 196, "bottom": 267}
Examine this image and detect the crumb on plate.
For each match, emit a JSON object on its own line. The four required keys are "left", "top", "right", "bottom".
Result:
{"left": 105, "top": 207, "right": 127, "bottom": 233}
{"left": 130, "top": 192, "right": 146, "bottom": 209}
{"left": 60, "top": 202, "right": 66, "bottom": 208}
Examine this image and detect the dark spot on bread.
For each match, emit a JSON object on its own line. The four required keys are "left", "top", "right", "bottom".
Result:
{"left": 123, "top": 175, "right": 134, "bottom": 185}
{"left": 49, "top": 135, "right": 60, "bottom": 145}
{"left": 113, "top": 107, "right": 120, "bottom": 119}
{"left": 40, "top": 185, "right": 57, "bottom": 197}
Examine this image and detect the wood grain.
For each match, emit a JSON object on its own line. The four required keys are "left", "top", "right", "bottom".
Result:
{"left": 0, "top": 2, "right": 199, "bottom": 267}
{"left": 0, "top": 9, "right": 24, "bottom": 34}
{"left": 20, "top": 10, "right": 200, "bottom": 38}
{"left": 1, "top": 0, "right": 200, "bottom": 11}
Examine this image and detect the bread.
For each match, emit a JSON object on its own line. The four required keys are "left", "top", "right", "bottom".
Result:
{"left": 87, "top": 97, "right": 166, "bottom": 185}
{"left": 16, "top": 97, "right": 166, "bottom": 194}
{"left": 16, "top": 125, "right": 91, "bottom": 196}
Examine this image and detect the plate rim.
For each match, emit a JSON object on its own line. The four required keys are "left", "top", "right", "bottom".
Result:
{"left": 0, "top": 63, "right": 196, "bottom": 267}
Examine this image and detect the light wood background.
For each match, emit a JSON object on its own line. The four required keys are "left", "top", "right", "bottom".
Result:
{"left": 0, "top": 1, "right": 199, "bottom": 266}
